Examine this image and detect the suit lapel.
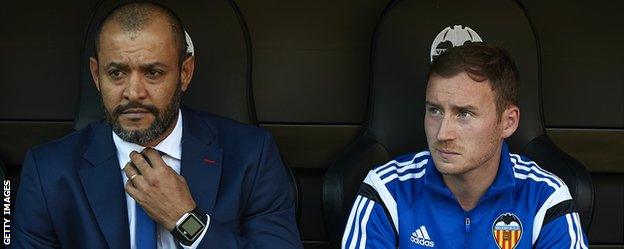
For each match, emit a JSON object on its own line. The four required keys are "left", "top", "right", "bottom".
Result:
{"left": 79, "top": 123, "right": 130, "bottom": 249}
{"left": 180, "top": 107, "right": 223, "bottom": 214}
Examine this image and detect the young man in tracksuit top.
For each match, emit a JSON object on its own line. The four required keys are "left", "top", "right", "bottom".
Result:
{"left": 342, "top": 43, "right": 588, "bottom": 248}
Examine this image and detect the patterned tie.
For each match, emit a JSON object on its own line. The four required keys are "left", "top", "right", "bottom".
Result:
{"left": 135, "top": 148, "right": 164, "bottom": 249}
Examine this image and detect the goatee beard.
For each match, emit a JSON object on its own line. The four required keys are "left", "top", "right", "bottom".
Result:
{"left": 103, "top": 85, "right": 182, "bottom": 146}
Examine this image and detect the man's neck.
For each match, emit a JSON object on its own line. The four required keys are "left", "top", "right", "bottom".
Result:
{"left": 442, "top": 150, "right": 501, "bottom": 211}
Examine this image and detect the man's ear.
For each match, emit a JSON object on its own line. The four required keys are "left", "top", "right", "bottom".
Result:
{"left": 501, "top": 105, "right": 520, "bottom": 139}
{"left": 180, "top": 55, "right": 195, "bottom": 92}
{"left": 89, "top": 57, "right": 101, "bottom": 92}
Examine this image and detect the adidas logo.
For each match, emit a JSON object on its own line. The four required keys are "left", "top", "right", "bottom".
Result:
{"left": 410, "top": 225, "right": 435, "bottom": 247}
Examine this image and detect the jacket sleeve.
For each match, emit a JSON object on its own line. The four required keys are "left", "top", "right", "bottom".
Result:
{"left": 533, "top": 211, "right": 588, "bottom": 248}
{"left": 11, "top": 150, "right": 60, "bottom": 248}
{"left": 341, "top": 195, "right": 397, "bottom": 249}
{"left": 194, "top": 131, "right": 302, "bottom": 249}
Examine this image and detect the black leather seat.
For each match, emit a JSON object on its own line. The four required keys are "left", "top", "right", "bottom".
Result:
{"left": 0, "top": 159, "right": 5, "bottom": 181}
{"left": 73, "top": 0, "right": 299, "bottom": 220}
{"left": 322, "top": 0, "right": 594, "bottom": 247}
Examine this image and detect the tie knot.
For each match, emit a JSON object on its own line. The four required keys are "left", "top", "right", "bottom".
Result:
{"left": 142, "top": 147, "right": 166, "bottom": 157}
{"left": 140, "top": 148, "right": 166, "bottom": 167}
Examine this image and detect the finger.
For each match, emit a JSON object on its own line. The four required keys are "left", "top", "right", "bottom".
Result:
{"left": 125, "top": 180, "right": 141, "bottom": 200}
{"left": 123, "top": 163, "right": 145, "bottom": 188}
{"left": 128, "top": 173, "right": 150, "bottom": 190}
{"left": 142, "top": 147, "right": 165, "bottom": 169}
{"left": 123, "top": 161, "right": 140, "bottom": 179}
{"left": 125, "top": 180, "right": 148, "bottom": 204}
{"left": 130, "top": 150, "right": 152, "bottom": 175}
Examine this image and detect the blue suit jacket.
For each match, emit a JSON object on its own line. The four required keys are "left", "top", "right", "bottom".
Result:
{"left": 13, "top": 107, "right": 302, "bottom": 249}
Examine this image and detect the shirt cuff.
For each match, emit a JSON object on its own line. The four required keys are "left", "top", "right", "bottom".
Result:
{"left": 179, "top": 214, "right": 211, "bottom": 249}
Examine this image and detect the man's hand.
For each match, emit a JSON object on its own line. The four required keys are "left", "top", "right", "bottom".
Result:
{"left": 123, "top": 148, "right": 196, "bottom": 231}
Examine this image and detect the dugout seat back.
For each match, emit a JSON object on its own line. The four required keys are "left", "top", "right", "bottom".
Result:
{"left": 322, "top": 0, "right": 594, "bottom": 246}
{"left": 0, "top": 160, "right": 5, "bottom": 181}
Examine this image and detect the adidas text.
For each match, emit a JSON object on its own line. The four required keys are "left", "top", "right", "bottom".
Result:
{"left": 410, "top": 236, "right": 435, "bottom": 247}
{"left": 410, "top": 226, "right": 435, "bottom": 247}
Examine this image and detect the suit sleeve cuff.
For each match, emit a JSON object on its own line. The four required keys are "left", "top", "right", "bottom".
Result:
{"left": 180, "top": 214, "right": 211, "bottom": 249}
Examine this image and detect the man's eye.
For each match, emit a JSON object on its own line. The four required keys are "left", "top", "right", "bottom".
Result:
{"left": 428, "top": 107, "right": 442, "bottom": 115}
{"left": 108, "top": 70, "right": 123, "bottom": 79}
{"left": 146, "top": 70, "right": 161, "bottom": 77}
{"left": 458, "top": 111, "right": 473, "bottom": 118}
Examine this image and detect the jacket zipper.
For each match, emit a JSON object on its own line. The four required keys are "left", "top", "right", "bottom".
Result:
{"left": 464, "top": 215, "right": 471, "bottom": 247}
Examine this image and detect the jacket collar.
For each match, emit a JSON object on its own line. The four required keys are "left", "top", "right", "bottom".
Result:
{"left": 79, "top": 106, "right": 223, "bottom": 249}
{"left": 424, "top": 142, "right": 516, "bottom": 202}
{"left": 179, "top": 106, "right": 223, "bottom": 215}
{"left": 180, "top": 106, "right": 217, "bottom": 146}
{"left": 80, "top": 122, "right": 130, "bottom": 249}
{"left": 82, "top": 106, "right": 219, "bottom": 165}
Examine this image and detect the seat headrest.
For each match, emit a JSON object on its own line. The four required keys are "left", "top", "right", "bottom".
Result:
{"left": 368, "top": 0, "right": 543, "bottom": 155}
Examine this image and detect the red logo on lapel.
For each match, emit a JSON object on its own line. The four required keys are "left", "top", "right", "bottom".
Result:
{"left": 203, "top": 158, "right": 216, "bottom": 165}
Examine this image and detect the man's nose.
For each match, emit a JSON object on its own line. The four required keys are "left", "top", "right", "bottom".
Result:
{"left": 123, "top": 72, "right": 147, "bottom": 101}
{"left": 436, "top": 116, "right": 456, "bottom": 141}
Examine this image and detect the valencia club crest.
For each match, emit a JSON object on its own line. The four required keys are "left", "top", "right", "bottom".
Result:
{"left": 492, "top": 213, "right": 523, "bottom": 249}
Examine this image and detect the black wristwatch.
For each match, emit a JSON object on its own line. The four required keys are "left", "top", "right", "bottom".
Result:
{"left": 171, "top": 209, "right": 208, "bottom": 246}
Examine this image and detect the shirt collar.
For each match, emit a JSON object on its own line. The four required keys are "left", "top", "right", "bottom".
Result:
{"left": 481, "top": 142, "right": 516, "bottom": 199}
{"left": 112, "top": 109, "right": 183, "bottom": 169}
{"left": 424, "top": 141, "right": 516, "bottom": 200}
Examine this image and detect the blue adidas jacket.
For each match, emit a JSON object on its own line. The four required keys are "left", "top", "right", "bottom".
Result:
{"left": 342, "top": 143, "right": 588, "bottom": 248}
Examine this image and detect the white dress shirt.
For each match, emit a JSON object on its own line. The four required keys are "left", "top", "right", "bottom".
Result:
{"left": 112, "top": 110, "right": 209, "bottom": 249}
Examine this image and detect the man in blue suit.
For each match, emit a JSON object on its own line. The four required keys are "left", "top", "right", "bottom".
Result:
{"left": 13, "top": 2, "right": 302, "bottom": 248}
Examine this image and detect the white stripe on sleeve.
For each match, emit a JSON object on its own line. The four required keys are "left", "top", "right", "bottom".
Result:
{"left": 342, "top": 196, "right": 363, "bottom": 249}
{"left": 363, "top": 171, "right": 399, "bottom": 234}
{"left": 532, "top": 185, "right": 573, "bottom": 244}
{"left": 573, "top": 213, "right": 587, "bottom": 249}
{"left": 565, "top": 214, "right": 577, "bottom": 249}
{"left": 348, "top": 197, "right": 369, "bottom": 249}
{"left": 357, "top": 201, "right": 375, "bottom": 249}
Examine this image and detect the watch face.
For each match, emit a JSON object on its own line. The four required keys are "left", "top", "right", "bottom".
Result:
{"left": 181, "top": 214, "right": 204, "bottom": 239}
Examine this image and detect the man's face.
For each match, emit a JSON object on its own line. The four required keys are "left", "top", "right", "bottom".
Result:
{"left": 89, "top": 16, "right": 193, "bottom": 145}
{"left": 424, "top": 72, "right": 517, "bottom": 176}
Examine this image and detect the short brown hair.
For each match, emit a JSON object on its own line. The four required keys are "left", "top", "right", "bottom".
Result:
{"left": 429, "top": 43, "right": 519, "bottom": 117}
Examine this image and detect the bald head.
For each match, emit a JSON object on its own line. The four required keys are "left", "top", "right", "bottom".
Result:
{"left": 94, "top": 2, "right": 187, "bottom": 63}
